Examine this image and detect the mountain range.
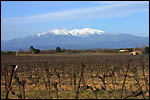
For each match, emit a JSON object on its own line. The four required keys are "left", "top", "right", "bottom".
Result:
{"left": 1, "top": 28, "right": 149, "bottom": 51}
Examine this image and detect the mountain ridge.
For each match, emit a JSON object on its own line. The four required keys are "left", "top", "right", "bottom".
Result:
{"left": 1, "top": 28, "right": 149, "bottom": 51}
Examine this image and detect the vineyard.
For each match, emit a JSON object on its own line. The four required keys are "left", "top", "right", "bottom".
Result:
{"left": 1, "top": 54, "right": 149, "bottom": 99}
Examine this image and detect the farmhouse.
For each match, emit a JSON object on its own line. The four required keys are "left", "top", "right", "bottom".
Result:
{"left": 119, "top": 50, "right": 129, "bottom": 53}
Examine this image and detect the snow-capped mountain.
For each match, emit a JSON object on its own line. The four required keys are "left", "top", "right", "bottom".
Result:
{"left": 33, "top": 28, "right": 105, "bottom": 37}
{"left": 1, "top": 28, "right": 149, "bottom": 51}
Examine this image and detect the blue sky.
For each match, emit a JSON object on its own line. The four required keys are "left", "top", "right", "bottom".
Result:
{"left": 1, "top": 1, "right": 149, "bottom": 40}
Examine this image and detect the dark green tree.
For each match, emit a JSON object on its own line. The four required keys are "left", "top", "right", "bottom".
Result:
{"left": 29, "top": 46, "right": 40, "bottom": 54}
{"left": 29, "top": 46, "right": 35, "bottom": 54}
{"left": 55, "top": 47, "right": 62, "bottom": 52}
{"left": 142, "top": 46, "right": 149, "bottom": 54}
{"left": 5, "top": 51, "right": 14, "bottom": 55}
{"left": 30, "top": 46, "right": 34, "bottom": 50}
{"left": 34, "top": 49, "right": 40, "bottom": 54}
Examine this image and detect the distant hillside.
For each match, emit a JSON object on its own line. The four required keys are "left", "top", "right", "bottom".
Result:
{"left": 1, "top": 28, "right": 149, "bottom": 51}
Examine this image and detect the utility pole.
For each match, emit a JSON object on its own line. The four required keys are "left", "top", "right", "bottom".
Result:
{"left": 16, "top": 51, "right": 18, "bottom": 56}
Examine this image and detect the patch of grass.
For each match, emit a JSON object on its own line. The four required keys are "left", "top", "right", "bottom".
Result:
{"left": 26, "top": 89, "right": 55, "bottom": 99}
{"left": 59, "top": 90, "right": 75, "bottom": 99}
{"left": 1, "top": 90, "right": 5, "bottom": 99}
{"left": 79, "top": 89, "right": 94, "bottom": 99}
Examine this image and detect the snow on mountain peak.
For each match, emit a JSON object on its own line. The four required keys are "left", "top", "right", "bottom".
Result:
{"left": 49, "top": 29, "right": 69, "bottom": 35}
{"left": 35, "top": 28, "right": 105, "bottom": 37}
{"left": 36, "top": 32, "right": 47, "bottom": 36}
{"left": 69, "top": 28, "right": 104, "bottom": 36}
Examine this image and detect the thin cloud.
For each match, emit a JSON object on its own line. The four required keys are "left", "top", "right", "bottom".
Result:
{"left": 2, "top": 1, "right": 149, "bottom": 24}
{"left": 97, "top": 1, "right": 148, "bottom": 4}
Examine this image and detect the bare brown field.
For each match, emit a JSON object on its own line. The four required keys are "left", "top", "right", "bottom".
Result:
{"left": 16, "top": 52, "right": 129, "bottom": 56}
{"left": 1, "top": 54, "right": 149, "bottom": 99}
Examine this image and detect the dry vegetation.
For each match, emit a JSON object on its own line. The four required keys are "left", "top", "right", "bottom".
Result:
{"left": 1, "top": 54, "right": 149, "bottom": 99}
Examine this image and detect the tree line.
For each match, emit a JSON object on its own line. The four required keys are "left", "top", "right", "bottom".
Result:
{"left": 1, "top": 46, "right": 149, "bottom": 55}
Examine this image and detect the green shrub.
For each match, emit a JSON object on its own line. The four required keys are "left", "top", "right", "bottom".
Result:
{"left": 34, "top": 49, "right": 40, "bottom": 54}
{"left": 142, "top": 46, "right": 149, "bottom": 54}
{"left": 55, "top": 47, "right": 62, "bottom": 52}
{"left": 2, "top": 51, "right": 15, "bottom": 55}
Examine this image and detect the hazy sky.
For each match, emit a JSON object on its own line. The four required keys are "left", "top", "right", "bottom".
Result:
{"left": 1, "top": 1, "right": 149, "bottom": 40}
